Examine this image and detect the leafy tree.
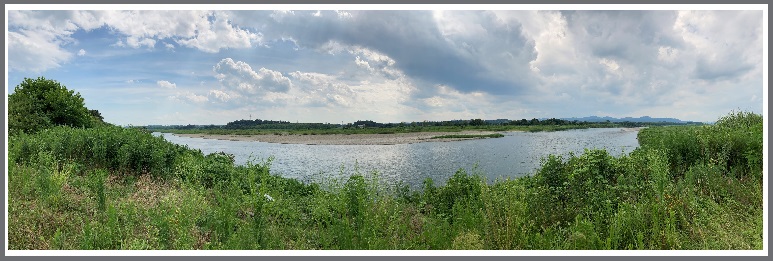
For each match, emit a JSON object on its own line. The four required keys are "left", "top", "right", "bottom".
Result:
{"left": 469, "top": 118, "right": 485, "bottom": 126}
{"left": 8, "top": 77, "right": 93, "bottom": 135}
{"left": 89, "top": 109, "right": 104, "bottom": 122}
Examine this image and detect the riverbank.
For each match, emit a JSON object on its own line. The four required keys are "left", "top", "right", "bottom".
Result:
{"left": 8, "top": 113, "right": 763, "bottom": 250}
{"left": 170, "top": 130, "right": 508, "bottom": 145}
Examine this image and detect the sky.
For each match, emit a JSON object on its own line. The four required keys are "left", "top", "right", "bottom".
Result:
{"left": 5, "top": 6, "right": 766, "bottom": 126}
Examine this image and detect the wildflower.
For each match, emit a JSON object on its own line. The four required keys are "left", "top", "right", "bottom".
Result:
{"left": 264, "top": 193, "right": 274, "bottom": 202}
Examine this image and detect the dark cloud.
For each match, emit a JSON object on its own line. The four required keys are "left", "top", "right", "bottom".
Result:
{"left": 230, "top": 10, "right": 537, "bottom": 97}
{"left": 564, "top": 11, "right": 683, "bottom": 64}
{"left": 694, "top": 58, "right": 756, "bottom": 81}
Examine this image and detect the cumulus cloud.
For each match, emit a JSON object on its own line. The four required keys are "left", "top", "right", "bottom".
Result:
{"left": 289, "top": 71, "right": 355, "bottom": 107}
{"left": 77, "top": 49, "right": 86, "bottom": 56}
{"left": 170, "top": 56, "right": 417, "bottom": 122}
{"left": 157, "top": 80, "right": 177, "bottom": 89}
{"left": 176, "top": 13, "right": 263, "bottom": 53}
{"left": 348, "top": 47, "right": 403, "bottom": 80}
{"left": 208, "top": 89, "right": 236, "bottom": 102}
{"left": 6, "top": 10, "right": 265, "bottom": 72}
{"left": 126, "top": 37, "right": 156, "bottom": 49}
{"left": 213, "top": 58, "right": 293, "bottom": 94}
{"left": 230, "top": 10, "right": 535, "bottom": 97}
{"left": 7, "top": 30, "right": 73, "bottom": 72}
{"left": 170, "top": 91, "right": 208, "bottom": 104}
{"left": 204, "top": 59, "right": 358, "bottom": 108}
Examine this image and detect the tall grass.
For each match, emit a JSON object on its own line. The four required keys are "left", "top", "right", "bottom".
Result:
{"left": 9, "top": 125, "right": 189, "bottom": 179}
{"left": 7, "top": 111, "right": 763, "bottom": 250}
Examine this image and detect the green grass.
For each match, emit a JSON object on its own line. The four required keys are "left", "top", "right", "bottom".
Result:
{"left": 7, "top": 111, "right": 763, "bottom": 250}
{"left": 430, "top": 133, "right": 505, "bottom": 139}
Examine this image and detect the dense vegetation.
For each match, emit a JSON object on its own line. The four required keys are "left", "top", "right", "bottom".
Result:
{"left": 151, "top": 123, "right": 650, "bottom": 136}
{"left": 7, "top": 77, "right": 105, "bottom": 135}
{"left": 6, "top": 78, "right": 762, "bottom": 250}
{"left": 147, "top": 116, "right": 700, "bottom": 136}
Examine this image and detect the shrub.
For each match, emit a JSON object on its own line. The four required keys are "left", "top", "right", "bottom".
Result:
{"left": 428, "top": 169, "right": 482, "bottom": 222}
{"left": 8, "top": 125, "right": 188, "bottom": 178}
{"left": 451, "top": 231, "right": 484, "bottom": 250}
{"left": 8, "top": 77, "right": 95, "bottom": 135}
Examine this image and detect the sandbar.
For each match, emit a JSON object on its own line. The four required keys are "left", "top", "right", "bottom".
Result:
{"left": 171, "top": 131, "right": 507, "bottom": 145}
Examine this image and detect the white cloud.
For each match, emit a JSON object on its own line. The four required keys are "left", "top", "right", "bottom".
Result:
{"left": 674, "top": 10, "right": 761, "bottom": 81}
{"left": 348, "top": 47, "right": 403, "bottom": 79}
{"left": 7, "top": 10, "right": 266, "bottom": 72}
{"left": 336, "top": 10, "right": 353, "bottom": 19}
{"left": 185, "top": 93, "right": 209, "bottom": 103}
{"left": 176, "top": 13, "right": 263, "bottom": 53}
{"left": 157, "top": 80, "right": 177, "bottom": 89}
{"left": 172, "top": 55, "right": 418, "bottom": 122}
{"left": 209, "top": 89, "right": 235, "bottom": 102}
{"left": 598, "top": 58, "right": 622, "bottom": 78}
{"left": 657, "top": 46, "right": 678, "bottom": 63}
{"left": 289, "top": 71, "right": 355, "bottom": 107}
{"left": 77, "top": 49, "right": 86, "bottom": 56}
{"left": 213, "top": 58, "right": 293, "bottom": 94}
{"left": 170, "top": 91, "right": 208, "bottom": 104}
{"left": 126, "top": 37, "right": 156, "bottom": 49}
{"left": 270, "top": 10, "right": 295, "bottom": 20}
{"left": 7, "top": 30, "right": 73, "bottom": 72}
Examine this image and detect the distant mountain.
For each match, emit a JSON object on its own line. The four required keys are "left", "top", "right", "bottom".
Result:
{"left": 559, "top": 116, "right": 691, "bottom": 123}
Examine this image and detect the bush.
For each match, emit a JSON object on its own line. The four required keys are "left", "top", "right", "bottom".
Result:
{"left": 8, "top": 125, "right": 188, "bottom": 178}
{"left": 8, "top": 77, "right": 95, "bottom": 135}
{"left": 638, "top": 111, "right": 763, "bottom": 179}
{"left": 425, "top": 169, "right": 483, "bottom": 222}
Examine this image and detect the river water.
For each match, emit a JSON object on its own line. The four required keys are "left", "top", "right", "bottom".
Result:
{"left": 155, "top": 128, "right": 640, "bottom": 188}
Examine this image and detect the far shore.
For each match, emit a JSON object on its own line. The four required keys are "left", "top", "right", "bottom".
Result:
{"left": 170, "top": 130, "right": 508, "bottom": 145}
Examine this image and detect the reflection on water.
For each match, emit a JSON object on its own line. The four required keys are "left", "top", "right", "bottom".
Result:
{"left": 155, "top": 128, "right": 640, "bottom": 188}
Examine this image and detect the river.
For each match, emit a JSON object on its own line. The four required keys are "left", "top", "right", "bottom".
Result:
{"left": 155, "top": 128, "right": 640, "bottom": 188}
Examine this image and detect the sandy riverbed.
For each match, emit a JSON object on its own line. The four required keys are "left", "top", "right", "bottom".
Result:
{"left": 172, "top": 131, "right": 506, "bottom": 145}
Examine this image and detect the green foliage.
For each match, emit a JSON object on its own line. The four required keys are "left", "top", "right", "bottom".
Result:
{"left": 8, "top": 125, "right": 188, "bottom": 178}
{"left": 451, "top": 231, "right": 484, "bottom": 249}
{"left": 424, "top": 169, "right": 483, "bottom": 222}
{"left": 87, "top": 169, "right": 108, "bottom": 212}
{"left": 8, "top": 77, "right": 95, "bottom": 135}
{"left": 638, "top": 111, "right": 763, "bottom": 180}
{"left": 6, "top": 109, "right": 763, "bottom": 250}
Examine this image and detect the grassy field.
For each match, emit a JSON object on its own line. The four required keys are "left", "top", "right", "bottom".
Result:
{"left": 6, "top": 111, "right": 763, "bottom": 250}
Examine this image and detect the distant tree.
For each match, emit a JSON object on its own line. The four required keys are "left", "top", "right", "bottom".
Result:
{"left": 470, "top": 119, "right": 485, "bottom": 126}
{"left": 89, "top": 109, "right": 104, "bottom": 122}
{"left": 8, "top": 77, "right": 94, "bottom": 135}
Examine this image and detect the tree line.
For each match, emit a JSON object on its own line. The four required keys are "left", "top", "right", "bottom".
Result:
{"left": 146, "top": 117, "right": 700, "bottom": 131}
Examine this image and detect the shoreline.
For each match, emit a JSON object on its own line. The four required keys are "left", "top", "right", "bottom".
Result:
{"left": 170, "top": 130, "right": 508, "bottom": 145}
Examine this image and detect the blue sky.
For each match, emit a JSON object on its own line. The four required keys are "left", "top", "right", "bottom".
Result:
{"left": 5, "top": 7, "right": 766, "bottom": 126}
